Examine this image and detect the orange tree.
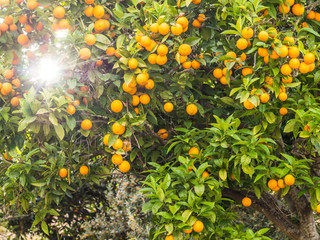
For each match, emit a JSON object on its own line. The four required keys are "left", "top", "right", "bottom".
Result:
{"left": 1, "top": 0, "right": 320, "bottom": 239}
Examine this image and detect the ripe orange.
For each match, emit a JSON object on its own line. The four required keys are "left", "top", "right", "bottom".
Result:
{"left": 122, "top": 140, "right": 131, "bottom": 152}
{"left": 164, "top": 102, "right": 173, "bottom": 112}
{"left": 84, "top": 34, "right": 96, "bottom": 46}
{"left": 307, "top": 11, "right": 315, "bottom": 19}
{"left": 112, "top": 122, "right": 126, "bottom": 135}
{"left": 317, "top": 205, "right": 320, "bottom": 214}
{"left": 279, "top": 3, "right": 290, "bottom": 14}
{"left": 140, "top": 94, "right": 150, "bottom": 104}
{"left": 156, "top": 55, "right": 167, "bottom": 65}
{"left": 150, "top": 23, "right": 159, "bottom": 33}
{"left": 188, "top": 147, "right": 199, "bottom": 158}
{"left": 112, "top": 139, "right": 123, "bottom": 150}
{"left": 179, "top": 44, "right": 192, "bottom": 56}
{"left": 213, "top": 68, "right": 223, "bottom": 78}
{"left": 157, "top": 129, "right": 168, "bottom": 139}
{"left": 140, "top": 36, "right": 151, "bottom": 47}
{"left": 128, "top": 58, "right": 138, "bottom": 69}
{"left": 198, "top": 14, "right": 205, "bottom": 23}
{"left": 79, "top": 48, "right": 91, "bottom": 60}
{"left": 265, "top": 76, "right": 273, "bottom": 86}
{"left": 27, "top": 0, "right": 39, "bottom": 10}
{"left": 241, "top": 27, "right": 254, "bottom": 39}
{"left": 282, "top": 76, "right": 293, "bottom": 83}
{"left": 309, "top": 63, "right": 315, "bottom": 72}
{"left": 157, "top": 44, "right": 168, "bottom": 56}
{"left": 111, "top": 100, "right": 123, "bottom": 113}
{"left": 85, "top": 6, "right": 94, "bottom": 17}
{"left": 145, "top": 40, "right": 157, "bottom": 52}
{"left": 158, "top": 23, "right": 170, "bottom": 35}
{"left": 4, "top": 15, "right": 13, "bottom": 25}
{"left": 171, "top": 23, "right": 183, "bottom": 35}
{"left": 80, "top": 166, "right": 89, "bottom": 176}
{"left": 183, "top": 229, "right": 192, "bottom": 234}
{"left": 93, "top": 5, "right": 105, "bottom": 19}
{"left": 59, "top": 168, "right": 68, "bottom": 178}
{"left": 288, "top": 46, "right": 300, "bottom": 58}
{"left": 236, "top": 38, "right": 248, "bottom": 50}
{"left": 11, "top": 78, "right": 21, "bottom": 88}
{"left": 186, "top": 103, "right": 198, "bottom": 115}
{"left": 81, "top": 119, "right": 92, "bottom": 130}
{"left": 279, "top": 93, "right": 288, "bottom": 101}
{"left": 289, "top": 58, "right": 300, "bottom": 69}
{"left": 242, "top": 197, "right": 252, "bottom": 207}
{"left": 165, "top": 236, "right": 174, "bottom": 240}
{"left": 243, "top": 100, "right": 254, "bottom": 109}
{"left": 2, "top": 83, "right": 12, "bottom": 94}
{"left": 119, "top": 161, "right": 130, "bottom": 173}
{"left": 183, "top": 61, "right": 192, "bottom": 69}
{"left": 175, "top": 53, "right": 187, "bottom": 64}
{"left": 220, "top": 77, "right": 227, "bottom": 85}
{"left": 103, "top": 134, "right": 110, "bottom": 146}
{"left": 53, "top": 6, "right": 65, "bottom": 19}
{"left": 96, "top": 60, "right": 103, "bottom": 66}
{"left": 0, "top": 23, "right": 8, "bottom": 32}
{"left": 10, "top": 97, "right": 20, "bottom": 107}
{"left": 304, "top": 52, "right": 315, "bottom": 65}
{"left": 268, "top": 179, "right": 278, "bottom": 190}
{"left": 132, "top": 95, "right": 140, "bottom": 106}
{"left": 112, "top": 154, "right": 123, "bottom": 165}
{"left": 284, "top": 36, "right": 294, "bottom": 45}
{"left": 279, "top": 45, "right": 288, "bottom": 57}
{"left": 58, "top": 19, "right": 69, "bottom": 29}
{"left": 281, "top": 64, "right": 292, "bottom": 76}
{"left": 279, "top": 107, "right": 288, "bottom": 116}
{"left": 258, "top": 31, "right": 269, "bottom": 41}
{"left": 17, "top": 34, "right": 29, "bottom": 45}
{"left": 145, "top": 79, "right": 155, "bottom": 90}
{"left": 284, "top": 174, "right": 295, "bottom": 186}
{"left": 3, "top": 70, "right": 13, "bottom": 79}
{"left": 177, "top": 17, "right": 189, "bottom": 28}
{"left": 136, "top": 73, "right": 149, "bottom": 86}
{"left": 278, "top": 179, "right": 286, "bottom": 188}
{"left": 192, "top": 19, "right": 201, "bottom": 28}
{"left": 292, "top": 4, "right": 304, "bottom": 16}
{"left": 106, "top": 47, "right": 116, "bottom": 56}
{"left": 193, "top": 220, "right": 204, "bottom": 233}
{"left": 66, "top": 104, "right": 76, "bottom": 115}
{"left": 148, "top": 54, "right": 157, "bottom": 64}
{"left": 191, "top": 60, "right": 200, "bottom": 69}
{"left": 299, "top": 62, "right": 310, "bottom": 74}
{"left": 242, "top": 67, "right": 253, "bottom": 76}
{"left": 260, "top": 93, "right": 270, "bottom": 103}
{"left": 258, "top": 48, "right": 268, "bottom": 57}
{"left": 134, "top": 108, "right": 139, "bottom": 114}
{"left": 85, "top": 0, "right": 94, "bottom": 4}
{"left": 202, "top": 171, "right": 209, "bottom": 178}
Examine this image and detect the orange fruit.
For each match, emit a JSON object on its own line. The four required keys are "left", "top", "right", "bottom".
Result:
{"left": 268, "top": 179, "right": 278, "bottom": 190}
{"left": 281, "top": 64, "right": 292, "bottom": 76}
{"left": 132, "top": 95, "right": 140, "bottom": 106}
{"left": 171, "top": 23, "right": 183, "bottom": 35}
{"left": 19, "top": 15, "right": 27, "bottom": 25}
{"left": 106, "top": 47, "right": 116, "bottom": 56}
{"left": 191, "top": 60, "right": 200, "bottom": 69}
{"left": 177, "top": 17, "right": 189, "bottom": 28}
{"left": 81, "top": 119, "right": 92, "bottom": 130}
{"left": 288, "top": 58, "right": 300, "bottom": 69}
{"left": 279, "top": 45, "right": 288, "bottom": 57}
{"left": 112, "top": 139, "right": 123, "bottom": 150}
{"left": 94, "top": 19, "right": 110, "bottom": 33}
{"left": 282, "top": 76, "right": 293, "bottom": 83}
{"left": 53, "top": 6, "right": 65, "bottom": 18}
{"left": 175, "top": 53, "right": 187, "bottom": 64}
{"left": 288, "top": 46, "right": 300, "bottom": 58}
{"left": 3, "top": 70, "right": 13, "bottom": 79}
{"left": 258, "top": 31, "right": 269, "bottom": 41}
{"left": 260, "top": 93, "right": 270, "bottom": 103}
{"left": 66, "top": 104, "right": 76, "bottom": 115}
{"left": 112, "top": 154, "right": 123, "bottom": 165}
{"left": 220, "top": 77, "right": 227, "bottom": 85}
{"left": 192, "top": 19, "right": 201, "bottom": 28}
{"left": 292, "top": 4, "right": 304, "bottom": 16}
{"left": 96, "top": 60, "right": 103, "bottom": 66}
{"left": 242, "top": 67, "right": 253, "bottom": 76}
{"left": 134, "top": 108, "right": 139, "bottom": 114}
{"left": 242, "top": 197, "right": 252, "bottom": 207}
{"left": 179, "top": 44, "right": 191, "bottom": 56}
{"left": 2, "top": 83, "right": 12, "bottom": 94}
{"left": 157, "top": 129, "right": 168, "bottom": 139}
{"left": 165, "top": 236, "right": 174, "bottom": 240}
{"left": 279, "top": 107, "right": 288, "bottom": 116}
{"left": 140, "top": 36, "right": 151, "bottom": 47}
{"left": 193, "top": 220, "right": 204, "bottom": 233}
{"left": 80, "top": 166, "right": 89, "bottom": 176}
{"left": 242, "top": 27, "right": 254, "bottom": 39}
{"left": 17, "top": 34, "right": 29, "bottom": 46}
{"left": 119, "top": 161, "right": 130, "bottom": 173}
{"left": 150, "top": 23, "right": 159, "bottom": 33}
{"left": 279, "top": 92, "right": 288, "bottom": 101}
{"left": 10, "top": 97, "right": 20, "bottom": 107}
{"left": 189, "top": 147, "right": 199, "bottom": 157}
{"left": 136, "top": 73, "right": 149, "bottom": 86}
{"left": 148, "top": 53, "right": 157, "bottom": 64}
{"left": 243, "top": 100, "right": 254, "bottom": 109}
{"left": 93, "top": 5, "right": 105, "bottom": 19}
{"left": 283, "top": 36, "right": 294, "bottom": 45}
{"left": 145, "top": 40, "right": 157, "bottom": 52}
{"left": 157, "top": 44, "right": 168, "bottom": 56}
{"left": 85, "top": 6, "right": 94, "bottom": 17}
{"left": 164, "top": 102, "right": 173, "bottom": 112}
{"left": 270, "top": 50, "right": 279, "bottom": 59}
{"left": 277, "top": 179, "right": 286, "bottom": 188}
{"left": 58, "top": 19, "right": 69, "bottom": 29}
{"left": 183, "top": 229, "right": 192, "bottom": 234}
{"left": 111, "top": 100, "right": 123, "bottom": 113}
{"left": 103, "top": 134, "right": 110, "bottom": 146}
{"left": 213, "top": 68, "right": 223, "bottom": 78}
{"left": 4, "top": 152, "right": 12, "bottom": 160}
{"left": 140, "top": 94, "right": 150, "bottom": 104}
{"left": 27, "top": 0, "right": 39, "bottom": 10}
{"left": 79, "top": 48, "right": 91, "bottom": 60}
{"left": 145, "top": 79, "right": 154, "bottom": 90}
{"left": 284, "top": 174, "right": 295, "bottom": 186}
{"left": 112, "top": 122, "right": 125, "bottom": 135}
{"left": 304, "top": 52, "right": 315, "bottom": 65}
{"left": 84, "top": 34, "right": 96, "bottom": 46}
{"left": 0, "top": 23, "right": 8, "bottom": 32}
{"left": 279, "top": 3, "right": 290, "bottom": 14}
{"left": 299, "top": 62, "right": 310, "bottom": 74}
{"left": 309, "top": 63, "right": 315, "bottom": 72}
{"left": 85, "top": 0, "right": 94, "bottom": 4}
{"left": 236, "top": 38, "right": 248, "bottom": 50}
{"left": 258, "top": 48, "right": 268, "bottom": 57}
{"left": 186, "top": 103, "right": 198, "bottom": 115}
{"left": 59, "top": 168, "right": 68, "bottom": 178}
{"left": 128, "top": 58, "right": 138, "bottom": 69}
{"left": 156, "top": 55, "right": 167, "bottom": 65}
{"left": 307, "top": 11, "right": 315, "bottom": 19}
{"left": 202, "top": 171, "right": 209, "bottom": 178}
{"left": 122, "top": 140, "right": 131, "bottom": 152}
{"left": 158, "top": 23, "right": 170, "bottom": 35}
{"left": 4, "top": 15, "right": 13, "bottom": 25}
{"left": 11, "top": 78, "right": 21, "bottom": 88}
{"left": 183, "top": 61, "right": 192, "bottom": 69}
{"left": 268, "top": 27, "right": 277, "bottom": 38}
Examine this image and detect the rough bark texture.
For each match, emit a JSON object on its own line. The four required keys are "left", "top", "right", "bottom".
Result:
{"left": 222, "top": 187, "right": 320, "bottom": 240}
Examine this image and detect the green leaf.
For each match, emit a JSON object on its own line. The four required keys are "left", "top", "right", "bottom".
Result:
{"left": 219, "top": 169, "right": 227, "bottom": 181}
{"left": 264, "top": 112, "right": 275, "bottom": 124}
{"left": 95, "top": 34, "right": 111, "bottom": 44}
{"left": 221, "top": 30, "right": 241, "bottom": 36}
{"left": 299, "top": 28, "right": 320, "bottom": 38}
{"left": 284, "top": 120, "right": 297, "bottom": 133}
{"left": 41, "top": 221, "right": 49, "bottom": 235}
{"left": 54, "top": 124, "right": 65, "bottom": 141}
{"left": 194, "top": 184, "right": 205, "bottom": 196}
{"left": 182, "top": 210, "right": 192, "bottom": 223}
{"left": 116, "top": 34, "right": 126, "bottom": 49}
{"left": 183, "top": 37, "right": 201, "bottom": 46}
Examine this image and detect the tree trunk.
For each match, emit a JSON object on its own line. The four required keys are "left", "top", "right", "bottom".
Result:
{"left": 223, "top": 187, "right": 320, "bottom": 240}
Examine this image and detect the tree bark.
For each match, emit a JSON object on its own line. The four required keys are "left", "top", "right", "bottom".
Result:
{"left": 222, "top": 188, "right": 320, "bottom": 240}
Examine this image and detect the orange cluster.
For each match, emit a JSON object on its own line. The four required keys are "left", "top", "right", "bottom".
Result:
{"left": 268, "top": 174, "right": 295, "bottom": 192}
